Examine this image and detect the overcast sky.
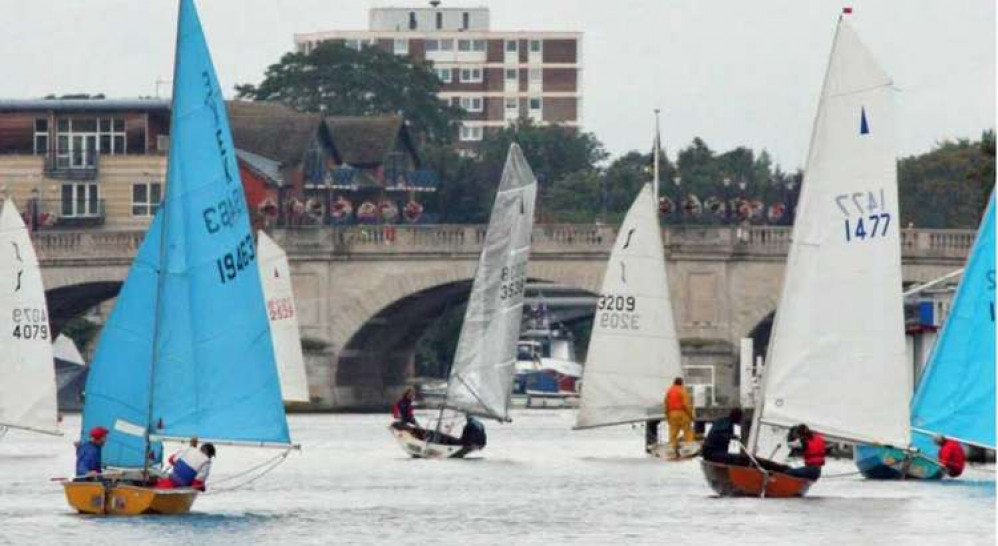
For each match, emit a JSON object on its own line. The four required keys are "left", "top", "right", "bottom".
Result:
{"left": 1, "top": 0, "right": 993, "bottom": 169}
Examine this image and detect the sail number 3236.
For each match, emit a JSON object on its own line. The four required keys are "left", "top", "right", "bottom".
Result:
{"left": 836, "top": 189, "right": 891, "bottom": 243}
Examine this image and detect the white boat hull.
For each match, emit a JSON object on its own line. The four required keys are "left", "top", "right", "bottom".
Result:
{"left": 388, "top": 424, "right": 480, "bottom": 459}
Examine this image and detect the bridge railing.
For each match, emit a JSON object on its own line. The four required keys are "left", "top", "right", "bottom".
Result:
{"left": 28, "top": 224, "right": 977, "bottom": 262}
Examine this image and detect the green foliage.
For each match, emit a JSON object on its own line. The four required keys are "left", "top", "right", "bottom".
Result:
{"left": 898, "top": 131, "right": 995, "bottom": 229}
{"left": 236, "top": 42, "right": 462, "bottom": 143}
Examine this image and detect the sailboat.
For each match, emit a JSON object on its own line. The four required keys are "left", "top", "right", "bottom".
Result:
{"left": 855, "top": 192, "right": 995, "bottom": 479}
{"left": 574, "top": 183, "right": 693, "bottom": 458}
{"left": 0, "top": 198, "right": 60, "bottom": 438}
{"left": 701, "top": 11, "right": 910, "bottom": 497}
{"left": 389, "top": 143, "right": 537, "bottom": 458}
{"left": 257, "top": 231, "right": 310, "bottom": 404}
{"left": 63, "top": 0, "right": 295, "bottom": 515}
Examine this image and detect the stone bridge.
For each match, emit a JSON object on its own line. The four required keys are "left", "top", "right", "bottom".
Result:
{"left": 33, "top": 224, "right": 975, "bottom": 411}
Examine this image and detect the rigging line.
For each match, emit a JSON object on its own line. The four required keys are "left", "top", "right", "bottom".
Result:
{"left": 202, "top": 448, "right": 292, "bottom": 494}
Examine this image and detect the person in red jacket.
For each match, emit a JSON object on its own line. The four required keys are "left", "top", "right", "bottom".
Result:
{"left": 785, "top": 424, "right": 825, "bottom": 481}
{"left": 392, "top": 388, "right": 418, "bottom": 428}
{"left": 935, "top": 435, "right": 966, "bottom": 478}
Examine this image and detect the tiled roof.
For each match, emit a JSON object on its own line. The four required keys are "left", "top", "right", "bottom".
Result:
{"left": 227, "top": 101, "right": 321, "bottom": 167}
{"left": 236, "top": 148, "right": 284, "bottom": 187}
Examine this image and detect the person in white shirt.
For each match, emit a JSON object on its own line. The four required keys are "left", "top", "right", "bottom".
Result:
{"left": 164, "top": 442, "right": 216, "bottom": 491}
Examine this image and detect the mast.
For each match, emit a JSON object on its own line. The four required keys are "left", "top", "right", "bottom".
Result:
{"left": 142, "top": 0, "right": 183, "bottom": 476}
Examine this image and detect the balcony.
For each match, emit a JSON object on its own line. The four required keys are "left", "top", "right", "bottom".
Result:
{"left": 25, "top": 199, "right": 106, "bottom": 229}
{"left": 43, "top": 150, "right": 100, "bottom": 180}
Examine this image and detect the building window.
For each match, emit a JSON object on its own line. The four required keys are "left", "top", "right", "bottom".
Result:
{"left": 425, "top": 39, "right": 439, "bottom": 52}
{"left": 459, "top": 125, "right": 483, "bottom": 141}
{"left": 460, "top": 67, "right": 483, "bottom": 83}
{"left": 529, "top": 97, "right": 542, "bottom": 111}
{"left": 34, "top": 119, "right": 48, "bottom": 155}
{"left": 458, "top": 39, "right": 471, "bottom": 52}
{"left": 54, "top": 117, "right": 125, "bottom": 168}
{"left": 436, "top": 12, "right": 443, "bottom": 30}
{"left": 505, "top": 97, "right": 518, "bottom": 111}
{"left": 408, "top": 11, "right": 417, "bottom": 30}
{"left": 393, "top": 38, "right": 408, "bottom": 55}
{"left": 472, "top": 40, "right": 486, "bottom": 51}
{"left": 505, "top": 40, "right": 517, "bottom": 52}
{"left": 530, "top": 39, "right": 542, "bottom": 52}
{"left": 529, "top": 68, "right": 542, "bottom": 82}
{"left": 434, "top": 68, "right": 452, "bottom": 83}
{"left": 462, "top": 12, "right": 469, "bottom": 30}
{"left": 132, "top": 182, "right": 163, "bottom": 217}
{"left": 61, "top": 183, "right": 100, "bottom": 217}
{"left": 505, "top": 68, "right": 517, "bottom": 81}
{"left": 459, "top": 96, "right": 483, "bottom": 112}
{"left": 440, "top": 39, "right": 454, "bottom": 51}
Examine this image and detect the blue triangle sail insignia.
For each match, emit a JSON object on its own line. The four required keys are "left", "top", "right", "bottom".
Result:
{"left": 860, "top": 107, "right": 870, "bottom": 135}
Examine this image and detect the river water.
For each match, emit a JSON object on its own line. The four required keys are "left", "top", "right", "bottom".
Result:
{"left": 0, "top": 411, "right": 993, "bottom": 545}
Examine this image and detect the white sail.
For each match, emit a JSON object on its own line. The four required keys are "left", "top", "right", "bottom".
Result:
{"left": 0, "top": 199, "right": 59, "bottom": 434}
{"left": 258, "top": 231, "right": 310, "bottom": 403}
{"left": 754, "top": 17, "right": 909, "bottom": 448}
{"left": 575, "top": 183, "right": 682, "bottom": 429}
{"left": 446, "top": 144, "right": 537, "bottom": 421}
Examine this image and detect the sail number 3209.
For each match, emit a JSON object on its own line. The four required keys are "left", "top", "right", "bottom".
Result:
{"left": 597, "top": 294, "right": 640, "bottom": 330}
{"left": 215, "top": 234, "right": 256, "bottom": 284}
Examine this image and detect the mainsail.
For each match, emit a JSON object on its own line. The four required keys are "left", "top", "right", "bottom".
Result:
{"left": 445, "top": 144, "right": 537, "bottom": 421}
{"left": 575, "top": 183, "right": 682, "bottom": 429}
{"left": 80, "top": 0, "right": 292, "bottom": 466}
{"left": 753, "top": 17, "right": 909, "bottom": 449}
{"left": 0, "top": 199, "right": 59, "bottom": 435}
{"left": 909, "top": 192, "right": 995, "bottom": 449}
{"left": 258, "top": 231, "right": 310, "bottom": 403}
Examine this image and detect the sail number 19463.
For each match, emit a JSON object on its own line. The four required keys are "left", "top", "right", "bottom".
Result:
{"left": 215, "top": 234, "right": 256, "bottom": 284}
{"left": 835, "top": 189, "right": 891, "bottom": 243}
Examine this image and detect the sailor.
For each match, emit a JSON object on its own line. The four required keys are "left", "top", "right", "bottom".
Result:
{"left": 935, "top": 435, "right": 966, "bottom": 478}
{"left": 460, "top": 415, "right": 487, "bottom": 448}
{"left": 392, "top": 388, "right": 418, "bottom": 428}
{"left": 664, "top": 377, "right": 694, "bottom": 457}
{"left": 160, "top": 442, "right": 216, "bottom": 491}
{"left": 702, "top": 408, "right": 743, "bottom": 464}
{"left": 74, "top": 426, "right": 108, "bottom": 479}
{"left": 785, "top": 424, "right": 825, "bottom": 480}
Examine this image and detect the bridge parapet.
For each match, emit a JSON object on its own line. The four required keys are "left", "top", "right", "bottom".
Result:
{"left": 27, "top": 224, "right": 976, "bottom": 263}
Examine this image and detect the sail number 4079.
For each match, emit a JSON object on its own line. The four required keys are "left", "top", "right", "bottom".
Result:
{"left": 835, "top": 189, "right": 892, "bottom": 243}
{"left": 12, "top": 307, "right": 48, "bottom": 340}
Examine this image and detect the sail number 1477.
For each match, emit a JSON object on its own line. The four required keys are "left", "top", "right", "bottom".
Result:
{"left": 835, "top": 189, "right": 891, "bottom": 243}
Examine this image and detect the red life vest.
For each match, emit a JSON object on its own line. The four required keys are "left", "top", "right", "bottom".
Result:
{"left": 803, "top": 433, "right": 826, "bottom": 467}
{"left": 665, "top": 385, "right": 686, "bottom": 412}
{"left": 938, "top": 440, "right": 966, "bottom": 477}
{"left": 391, "top": 401, "right": 402, "bottom": 419}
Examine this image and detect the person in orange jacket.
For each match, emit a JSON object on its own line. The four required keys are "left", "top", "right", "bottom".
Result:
{"left": 935, "top": 435, "right": 966, "bottom": 478}
{"left": 664, "top": 377, "right": 694, "bottom": 457}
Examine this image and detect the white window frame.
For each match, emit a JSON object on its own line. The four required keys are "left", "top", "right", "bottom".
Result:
{"left": 434, "top": 67, "right": 453, "bottom": 84}
{"left": 458, "top": 39, "right": 471, "bottom": 52}
{"left": 131, "top": 181, "right": 163, "bottom": 217}
{"left": 460, "top": 67, "right": 483, "bottom": 83}
{"left": 460, "top": 96, "right": 483, "bottom": 113}
{"left": 472, "top": 39, "right": 486, "bottom": 52}
{"left": 425, "top": 39, "right": 439, "bottom": 52}
{"left": 529, "top": 39, "right": 542, "bottom": 53}
{"left": 459, "top": 125, "right": 484, "bottom": 142}
{"left": 505, "top": 40, "right": 518, "bottom": 52}
{"left": 393, "top": 38, "right": 409, "bottom": 55}
{"left": 440, "top": 39, "right": 454, "bottom": 51}
{"left": 61, "top": 182, "right": 100, "bottom": 218}
{"left": 34, "top": 118, "right": 48, "bottom": 155}
{"left": 505, "top": 68, "right": 518, "bottom": 81}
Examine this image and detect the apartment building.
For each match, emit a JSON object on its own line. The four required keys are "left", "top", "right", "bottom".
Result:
{"left": 0, "top": 99, "right": 170, "bottom": 230}
{"left": 294, "top": 5, "right": 582, "bottom": 147}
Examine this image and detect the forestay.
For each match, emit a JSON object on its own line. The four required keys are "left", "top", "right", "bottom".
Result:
{"left": 258, "top": 231, "right": 310, "bottom": 403}
{"left": 755, "top": 18, "right": 909, "bottom": 448}
{"left": 445, "top": 144, "right": 537, "bottom": 421}
{"left": 0, "top": 199, "right": 58, "bottom": 435}
{"left": 910, "top": 192, "right": 995, "bottom": 449}
{"left": 575, "top": 183, "right": 682, "bottom": 429}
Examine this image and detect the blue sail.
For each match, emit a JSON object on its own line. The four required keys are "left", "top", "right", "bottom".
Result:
{"left": 80, "top": 214, "right": 164, "bottom": 468}
{"left": 148, "top": 0, "right": 290, "bottom": 446}
{"left": 910, "top": 192, "right": 995, "bottom": 449}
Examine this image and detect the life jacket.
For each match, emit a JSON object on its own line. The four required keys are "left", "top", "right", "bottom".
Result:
{"left": 391, "top": 401, "right": 402, "bottom": 419}
{"left": 938, "top": 440, "right": 966, "bottom": 477}
{"left": 665, "top": 385, "right": 687, "bottom": 412}
{"left": 803, "top": 433, "right": 826, "bottom": 467}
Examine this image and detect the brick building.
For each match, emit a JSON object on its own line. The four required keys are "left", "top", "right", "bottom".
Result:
{"left": 293, "top": 5, "right": 582, "bottom": 148}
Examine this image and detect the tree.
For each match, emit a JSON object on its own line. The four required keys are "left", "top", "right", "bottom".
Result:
{"left": 236, "top": 42, "right": 461, "bottom": 143}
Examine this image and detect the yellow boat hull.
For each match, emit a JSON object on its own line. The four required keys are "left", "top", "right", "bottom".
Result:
{"left": 63, "top": 481, "right": 198, "bottom": 515}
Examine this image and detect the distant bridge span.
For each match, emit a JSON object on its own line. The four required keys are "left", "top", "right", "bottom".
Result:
{"left": 33, "top": 224, "right": 974, "bottom": 411}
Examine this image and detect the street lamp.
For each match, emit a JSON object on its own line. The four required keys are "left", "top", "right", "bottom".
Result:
{"left": 674, "top": 174, "right": 683, "bottom": 225}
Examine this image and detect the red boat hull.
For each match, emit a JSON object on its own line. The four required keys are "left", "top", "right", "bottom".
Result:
{"left": 700, "top": 458, "right": 814, "bottom": 498}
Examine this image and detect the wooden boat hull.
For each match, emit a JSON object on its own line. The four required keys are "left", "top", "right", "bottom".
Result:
{"left": 853, "top": 445, "right": 944, "bottom": 480}
{"left": 699, "top": 458, "right": 814, "bottom": 498}
{"left": 388, "top": 424, "right": 479, "bottom": 459}
{"left": 63, "top": 481, "right": 198, "bottom": 515}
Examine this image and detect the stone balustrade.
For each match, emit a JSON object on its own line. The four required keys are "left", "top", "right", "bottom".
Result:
{"left": 30, "top": 224, "right": 975, "bottom": 263}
